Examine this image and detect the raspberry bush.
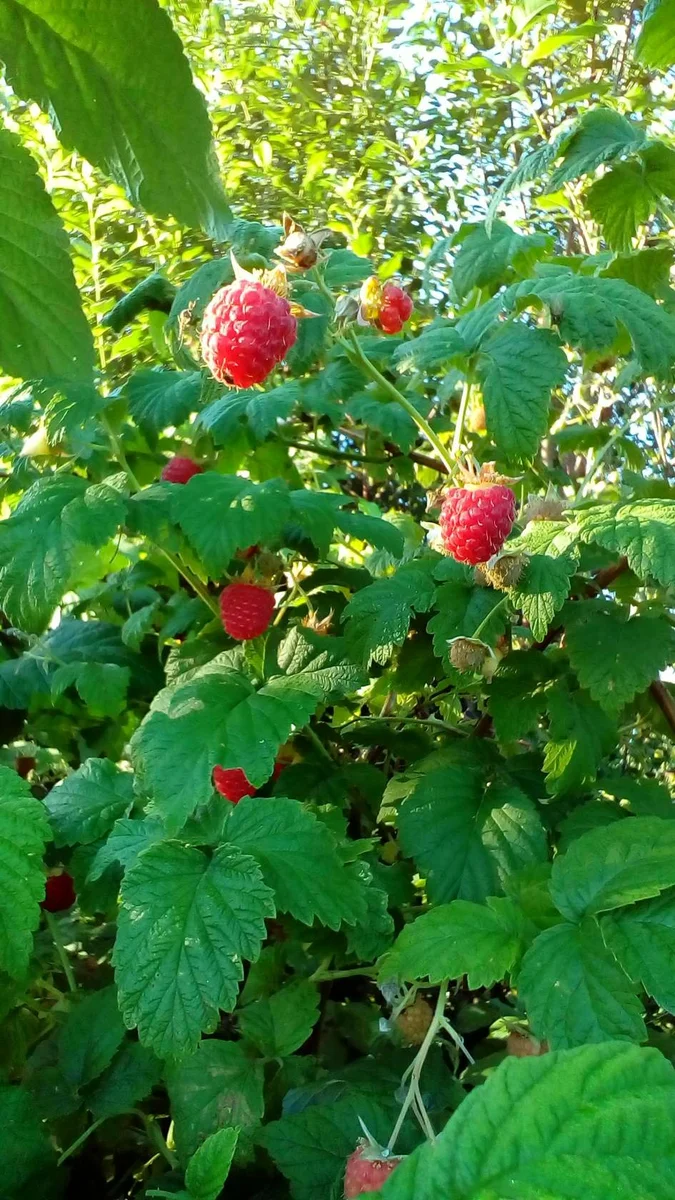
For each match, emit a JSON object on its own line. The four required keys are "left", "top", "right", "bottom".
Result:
{"left": 0, "top": 2, "right": 674, "bottom": 1198}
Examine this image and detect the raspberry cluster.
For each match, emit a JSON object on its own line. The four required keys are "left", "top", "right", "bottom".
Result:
{"left": 201, "top": 280, "right": 297, "bottom": 388}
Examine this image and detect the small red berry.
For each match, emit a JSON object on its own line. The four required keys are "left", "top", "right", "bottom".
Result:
{"left": 344, "top": 1143, "right": 403, "bottom": 1198}
{"left": 161, "top": 456, "right": 204, "bottom": 485}
{"left": 213, "top": 766, "right": 257, "bottom": 804}
{"left": 42, "top": 872, "right": 76, "bottom": 913}
{"left": 440, "top": 484, "right": 516, "bottom": 565}
{"left": 201, "top": 280, "right": 297, "bottom": 388}
{"left": 272, "top": 759, "right": 288, "bottom": 783}
{"left": 219, "top": 581, "right": 276, "bottom": 640}
{"left": 377, "top": 284, "right": 413, "bottom": 334}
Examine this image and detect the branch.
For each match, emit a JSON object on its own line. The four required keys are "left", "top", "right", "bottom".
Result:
{"left": 650, "top": 681, "right": 675, "bottom": 738}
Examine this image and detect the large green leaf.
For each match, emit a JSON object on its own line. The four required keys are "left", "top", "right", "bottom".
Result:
{"left": 0, "top": 765, "right": 51, "bottom": 980}
{"left": 85, "top": 1041, "right": 161, "bottom": 1120}
{"left": 126, "top": 370, "right": 203, "bottom": 440}
{"left": 512, "top": 272, "right": 675, "bottom": 378}
{"left": 238, "top": 979, "right": 320, "bottom": 1057}
{"left": 166, "top": 1039, "right": 265, "bottom": 1161}
{"left": 636, "top": 0, "right": 675, "bottom": 69}
{"left": 342, "top": 560, "right": 437, "bottom": 666}
{"left": 58, "top": 985, "right": 126, "bottom": 1089}
{"left": 381, "top": 897, "right": 527, "bottom": 986}
{"left": 518, "top": 919, "right": 645, "bottom": 1049}
{"left": 543, "top": 682, "right": 617, "bottom": 797}
{"left": 509, "top": 552, "right": 576, "bottom": 640}
{"left": 453, "top": 220, "right": 550, "bottom": 300}
{"left": 175, "top": 475, "right": 290, "bottom": 576}
{"left": 379, "top": 1043, "right": 675, "bottom": 1200}
{"left": 550, "top": 816, "right": 675, "bottom": 922}
{"left": 0, "top": 0, "right": 231, "bottom": 235}
{"left": 0, "top": 1084, "right": 58, "bottom": 1196}
{"left": 602, "top": 892, "right": 675, "bottom": 1012}
{"left": 226, "top": 796, "right": 367, "bottom": 929}
{"left": 574, "top": 500, "right": 675, "bottom": 588}
{"left": 565, "top": 606, "right": 675, "bottom": 714}
{"left": 476, "top": 323, "right": 568, "bottom": 461}
{"left": 549, "top": 108, "right": 646, "bottom": 188}
{"left": 132, "top": 660, "right": 354, "bottom": 832}
{"left": 586, "top": 162, "right": 656, "bottom": 252}
{"left": 185, "top": 1128, "right": 238, "bottom": 1200}
{"left": 113, "top": 841, "right": 274, "bottom": 1058}
{"left": 44, "top": 758, "right": 134, "bottom": 847}
{"left": 391, "top": 752, "right": 547, "bottom": 903}
{"left": 0, "top": 476, "right": 125, "bottom": 632}
{"left": 0, "top": 126, "right": 94, "bottom": 381}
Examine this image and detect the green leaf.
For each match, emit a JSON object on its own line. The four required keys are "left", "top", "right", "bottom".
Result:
{"left": 44, "top": 758, "right": 134, "bottom": 848}
{"left": 126, "top": 371, "right": 203, "bottom": 440}
{"left": 510, "top": 552, "right": 575, "bottom": 640}
{"left": 0, "top": 0, "right": 231, "bottom": 236}
{"left": 260, "top": 1092, "right": 396, "bottom": 1200}
{"left": 381, "top": 896, "right": 527, "bottom": 987}
{"left": 198, "top": 382, "right": 300, "bottom": 444}
{"left": 0, "top": 127, "right": 94, "bottom": 381}
{"left": 166, "top": 1039, "right": 265, "bottom": 1161}
{"left": 586, "top": 162, "right": 656, "bottom": 252}
{"left": 285, "top": 290, "right": 331, "bottom": 373}
{"left": 565, "top": 606, "right": 675, "bottom": 714}
{"left": 58, "top": 985, "right": 126, "bottom": 1089}
{"left": 476, "top": 323, "right": 568, "bottom": 461}
{"left": 603, "top": 892, "right": 675, "bottom": 1012}
{"left": 51, "top": 661, "right": 131, "bottom": 718}
{"left": 346, "top": 391, "right": 418, "bottom": 452}
{"left": 636, "top": 0, "right": 675, "bottom": 69}
{"left": 238, "top": 979, "right": 320, "bottom": 1057}
{"left": 428, "top": 575, "right": 509, "bottom": 661}
{"left": 185, "top": 1127, "right": 239, "bottom": 1200}
{"left": 518, "top": 920, "right": 645, "bottom": 1049}
{"left": 393, "top": 319, "right": 466, "bottom": 371}
{"left": 89, "top": 816, "right": 165, "bottom": 880}
{"left": 342, "top": 560, "right": 437, "bottom": 666}
{"left": 0, "top": 765, "right": 51, "bottom": 980}
{"left": 549, "top": 108, "right": 646, "bottom": 188}
{"left": 133, "top": 661, "right": 344, "bottom": 831}
{"left": 122, "top": 602, "right": 159, "bottom": 651}
{"left": 346, "top": 868, "right": 395, "bottom": 961}
{"left": 379, "top": 1043, "right": 675, "bottom": 1200}
{"left": 393, "top": 752, "right": 547, "bottom": 902}
{"left": 489, "top": 650, "right": 553, "bottom": 742}
{"left": 574, "top": 499, "right": 675, "bottom": 587}
{"left": 0, "top": 476, "right": 125, "bottom": 633}
{"left": 0, "top": 1084, "right": 57, "bottom": 1196}
{"left": 85, "top": 1041, "right": 161, "bottom": 1120}
{"left": 550, "top": 816, "right": 675, "bottom": 922}
{"left": 227, "top": 796, "right": 367, "bottom": 929}
{"left": 544, "top": 683, "right": 616, "bottom": 797}
{"left": 113, "top": 841, "right": 274, "bottom": 1058}
{"left": 512, "top": 273, "right": 675, "bottom": 378}
{"left": 323, "top": 248, "right": 371, "bottom": 288}
{"left": 175, "top": 474, "right": 290, "bottom": 576}
{"left": 453, "top": 220, "right": 550, "bottom": 300}
{"left": 104, "top": 271, "right": 176, "bottom": 332}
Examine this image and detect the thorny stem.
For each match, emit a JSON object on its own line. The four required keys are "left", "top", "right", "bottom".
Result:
{"left": 340, "top": 330, "right": 455, "bottom": 474}
{"left": 387, "top": 979, "right": 450, "bottom": 1152}
{"left": 44, "top": 909, "right": 77, "bottom": 994}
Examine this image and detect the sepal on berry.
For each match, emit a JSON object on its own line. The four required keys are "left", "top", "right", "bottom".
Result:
{"left": 449, "top": 636, "right": 491, "bottom": 672}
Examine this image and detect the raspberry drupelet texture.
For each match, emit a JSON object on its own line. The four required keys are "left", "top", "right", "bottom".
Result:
{"left": 344, "top": 1144, "right": 403, "bottom": 1198}
{"left": 440, "top": 484, "right": 516, "bottom": 564}
{"left": 201, "top": 280, "right": 297, "bottom": 388}
{"left": 213, "top": 766, "right": 257, "bottom": 803}
{"left": 377, "top": 283, "right": 413, "bottom": 334}
{"left": 160, "top": 456, "right": 204, "bottom": 485}
{"left": 42, "top": 872, "right": 76, "bottom": 913}
{"left": 219, "top": 580, "right": 276, "bottom": 640}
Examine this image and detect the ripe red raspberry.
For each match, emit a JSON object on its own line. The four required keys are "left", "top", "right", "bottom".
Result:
{"left": 213, "top": 766, "right": 257, "bottom": 804}
{"left": 201, "top": 280, "right": 297, "bottom": 388}
{"left": 42, "top": 872, "right": 76, "bottom": 913}
{"left": 219, "top": 581, "right": 275, "bottom": 640}
{"left": 344, "top": 1143, "right": 403, "bottom": 1198}
{"left": 161, "top": 456, "right": 204, "bottom": 485}
{"left": 378, "top": 284, "right": 413, "bottom": 334}
{"left": 440, "top": 484, "right": 516, "bottom": 565}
